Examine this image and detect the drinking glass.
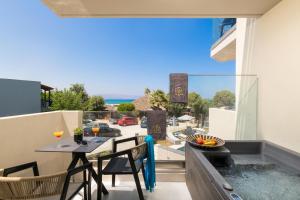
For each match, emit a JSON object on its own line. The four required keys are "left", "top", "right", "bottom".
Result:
{"left": 92, "top": 127, "right": 100, "bottom": 137}
{"left": 53, "top": 131, "right": 64, "bottom": 147}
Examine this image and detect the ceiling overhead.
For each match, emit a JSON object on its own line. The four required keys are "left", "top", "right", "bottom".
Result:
{"left": 43, "top": 0, "right": 281, "bottom": 18}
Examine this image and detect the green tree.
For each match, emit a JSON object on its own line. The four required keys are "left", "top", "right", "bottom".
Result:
{"left": 188, "top": 93, "right": 212, "bottom": 128}
{"left": 188, "top": 92, "right": 203, "bottom": 127}
{"left": 50, "top": 84, "right": 105, "bottom": 111}
{"left": 117, "top": 103, "right": 135, "bottom": 112}
{"left": 168, "top": 103, "right": 186, "bottom": 117}
{"left": 70, "top": 83, "right": 89, "bottom": 108}
{"left": 213, "top": 90, "right": 235, "bottom": 108}
{"left": 149, "top": 90, "right": 168, "bottom": 110}
{"left": 50, "top": 89, "right": 83, "bottom": 110}
{"left": 87, "top": 96, "right": 105, "bottom": 111}
{"left": 166, "top": 93, "right": 186, "bottom": 117}
{"left": 70, "top": 83, "right": 88, "bottom": 98}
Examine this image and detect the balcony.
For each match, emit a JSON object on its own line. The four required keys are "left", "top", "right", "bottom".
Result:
{"left": 211, "top": 18, "right": 236, "bottom": 62}
{"left": 3, "top": 75, "right": 300, "bottom": 200}
{"left": 0, "top": 75, "right": 257, "bottom": 199}
{"left": 0, "top": 111, "right": 190, "bottom": 200}
{"left": 2, "top": 0, "right": 300, "bottom": 199}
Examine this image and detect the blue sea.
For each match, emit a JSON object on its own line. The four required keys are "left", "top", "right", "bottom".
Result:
{"left": 105, "top": 99, "right": 135, "bottom": 105}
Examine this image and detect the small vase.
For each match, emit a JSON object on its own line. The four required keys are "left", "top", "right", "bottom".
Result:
{"left": 74, "top": 134, "right": 83, "bottom": 143}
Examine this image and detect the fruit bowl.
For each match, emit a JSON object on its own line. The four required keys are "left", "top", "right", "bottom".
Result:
{"left": 186, "top": 134, "right": 225, "bottom": 149}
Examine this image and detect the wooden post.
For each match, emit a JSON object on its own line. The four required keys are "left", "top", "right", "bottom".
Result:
{"left": 48, "top": 90, "right": 51, "bottom": 106}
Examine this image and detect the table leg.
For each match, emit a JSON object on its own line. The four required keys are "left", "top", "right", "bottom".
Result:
{"left": 97, "top": 159, "right": 103, "bottom": 200}
{"left": 79, "top": 154, "right": 109, "bottom": 195}
{"left": 68, "top": 153, "right": 80, "bottom": 170}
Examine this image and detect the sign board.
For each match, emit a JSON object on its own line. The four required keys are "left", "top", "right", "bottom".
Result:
{"left": 147, "top": 110, "right": 167, "bottom": 141}
{"left": 170, "top": 73, "right": 188, "bottom": 103}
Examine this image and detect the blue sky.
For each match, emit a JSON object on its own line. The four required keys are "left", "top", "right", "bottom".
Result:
{"left": 0, "top": 1, "right": 235, "bottom": 99}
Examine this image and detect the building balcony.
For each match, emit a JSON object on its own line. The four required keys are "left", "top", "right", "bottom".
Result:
{"left": 210, "top": 18, "right": 236, "bottom": 62}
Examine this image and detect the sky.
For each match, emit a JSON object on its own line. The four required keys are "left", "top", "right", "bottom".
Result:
{"left": 0, "top": 1, "right": 235, "bottom": 99}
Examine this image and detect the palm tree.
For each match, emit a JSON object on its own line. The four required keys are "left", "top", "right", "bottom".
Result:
{"left": 149, "top": 90, "right": 168, "bottom": 110}
{"left": 144, "top": 88, "right": 151, "bottom": 95}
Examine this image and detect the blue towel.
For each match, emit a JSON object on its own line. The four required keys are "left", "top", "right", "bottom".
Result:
{"left": 143, "top": 135, "right": 156, "bottom": 192}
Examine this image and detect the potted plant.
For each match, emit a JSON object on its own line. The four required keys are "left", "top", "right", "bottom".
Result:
{"left": 74, "top": 127, "right": 83, "bottom": 143}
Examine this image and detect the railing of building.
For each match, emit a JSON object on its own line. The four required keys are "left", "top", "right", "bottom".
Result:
{"left": 212, "top": 18, "right": 236, "bottom": 45}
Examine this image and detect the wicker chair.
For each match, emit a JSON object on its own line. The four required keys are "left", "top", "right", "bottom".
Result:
{"left": 97, "top": 136, "right": 147, "bottom": 200}
{"left": 0, "top": 161, "right": 92, "bottom": 200}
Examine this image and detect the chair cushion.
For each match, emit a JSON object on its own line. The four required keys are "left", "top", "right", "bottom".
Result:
{"left": 102, "top": 157, "right": 142, "bottom": 174}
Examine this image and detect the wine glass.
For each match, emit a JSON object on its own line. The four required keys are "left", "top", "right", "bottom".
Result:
{"left": 53, "top": 131, "right": 64, "bottom": 147}
{"left": 92, "top": 127, "right": 100, "bottom": 137}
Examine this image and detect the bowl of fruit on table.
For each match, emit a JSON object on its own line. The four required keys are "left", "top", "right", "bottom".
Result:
{"left": 186, "top": 134, "right": 225, "bottom": 149}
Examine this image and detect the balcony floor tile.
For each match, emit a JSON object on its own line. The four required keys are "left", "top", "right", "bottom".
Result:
{"left": 63, "top": 180, "right": 191, "bottom": 200}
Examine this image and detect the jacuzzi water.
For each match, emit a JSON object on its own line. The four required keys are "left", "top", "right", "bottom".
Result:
{"left": 217, "top": 155, "right": 300, "bottom": 200}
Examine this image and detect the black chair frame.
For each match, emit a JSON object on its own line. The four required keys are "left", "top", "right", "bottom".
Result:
{"left": 97, "top": 136, "right": 146, "bottom": 200}
{"left": 3, "top": 161, "right": 93, "bottom": 200}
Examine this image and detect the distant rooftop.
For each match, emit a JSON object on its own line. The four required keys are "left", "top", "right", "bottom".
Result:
{"left": 41, "top": 84, "right": 54, "bottom": 91}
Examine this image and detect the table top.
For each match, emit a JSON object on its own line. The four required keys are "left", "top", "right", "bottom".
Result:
{"left": 36, "top": 137, "right": 110, "bottom": 153}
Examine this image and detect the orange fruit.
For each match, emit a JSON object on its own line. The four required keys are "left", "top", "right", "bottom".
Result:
{"left": 196, "top": 137, "right": 204, "bottom": 144}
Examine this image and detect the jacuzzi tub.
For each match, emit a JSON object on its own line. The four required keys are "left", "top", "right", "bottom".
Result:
{"left": 185, "top": 141, "right": 300, "bottom": 200}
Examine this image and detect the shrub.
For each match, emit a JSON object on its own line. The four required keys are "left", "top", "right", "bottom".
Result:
{"left": 213, "top": 90, "right": 235, "bottom": 108}
{"left": 87, "top": 96, "right": 105, "bottom": 111}
{"left": 117, "top": 103, "right": 135, "bottom": 112}
{"left": 74, "top": 127, "right": 83, "bottom": 135}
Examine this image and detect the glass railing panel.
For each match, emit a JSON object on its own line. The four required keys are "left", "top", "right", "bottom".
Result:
{"left": 189, "top": 74, "right": 257, "bottom": 141}
{"left": 83, "top": 75, "right": 257, "bottom": 161}
{"left": 82, "top": 110, "right": 187, "bottom": 160}
{"left": 188, "top": 75, "right": 236, "bottom": 142}
{"left": 82, "top": 111, "right": 144, "bottom": 138}
{"left": 235, "top": 75, "right": 258, "bottom": 140}
{"left": 212, "top": 18, "right": 236, "bottom": 45}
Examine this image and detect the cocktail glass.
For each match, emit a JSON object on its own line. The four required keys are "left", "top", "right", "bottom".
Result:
{"left": 53, "top": 131, "right": 64, "bottom": 148}
{"left": 92, "top": 127, "right": 100, "bottom": 137}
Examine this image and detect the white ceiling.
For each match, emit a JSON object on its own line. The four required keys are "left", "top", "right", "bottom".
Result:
{"left": 42, "top": 0, "right": 281, "bottom": 18}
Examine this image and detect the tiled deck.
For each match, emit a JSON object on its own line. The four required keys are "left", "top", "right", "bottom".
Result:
{"left": 65, "top": 180, "right": 191, "bottom": 200}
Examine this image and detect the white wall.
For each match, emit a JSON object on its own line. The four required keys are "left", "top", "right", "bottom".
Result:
{"left": 209, "top": 108, "right": 236, "bottom": 140}
{"left": 62, "top": 111, "right": 83, "bottom": 134}
{"left": 0, "top": 111, "right": 82, "bottom": 175}
{"left": 241, "top": 0, "right": 300, "bottom": 152}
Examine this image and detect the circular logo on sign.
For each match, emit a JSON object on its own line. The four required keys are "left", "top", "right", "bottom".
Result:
{"left": 175, "top": 86, "right": 184, "bottom": 96}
